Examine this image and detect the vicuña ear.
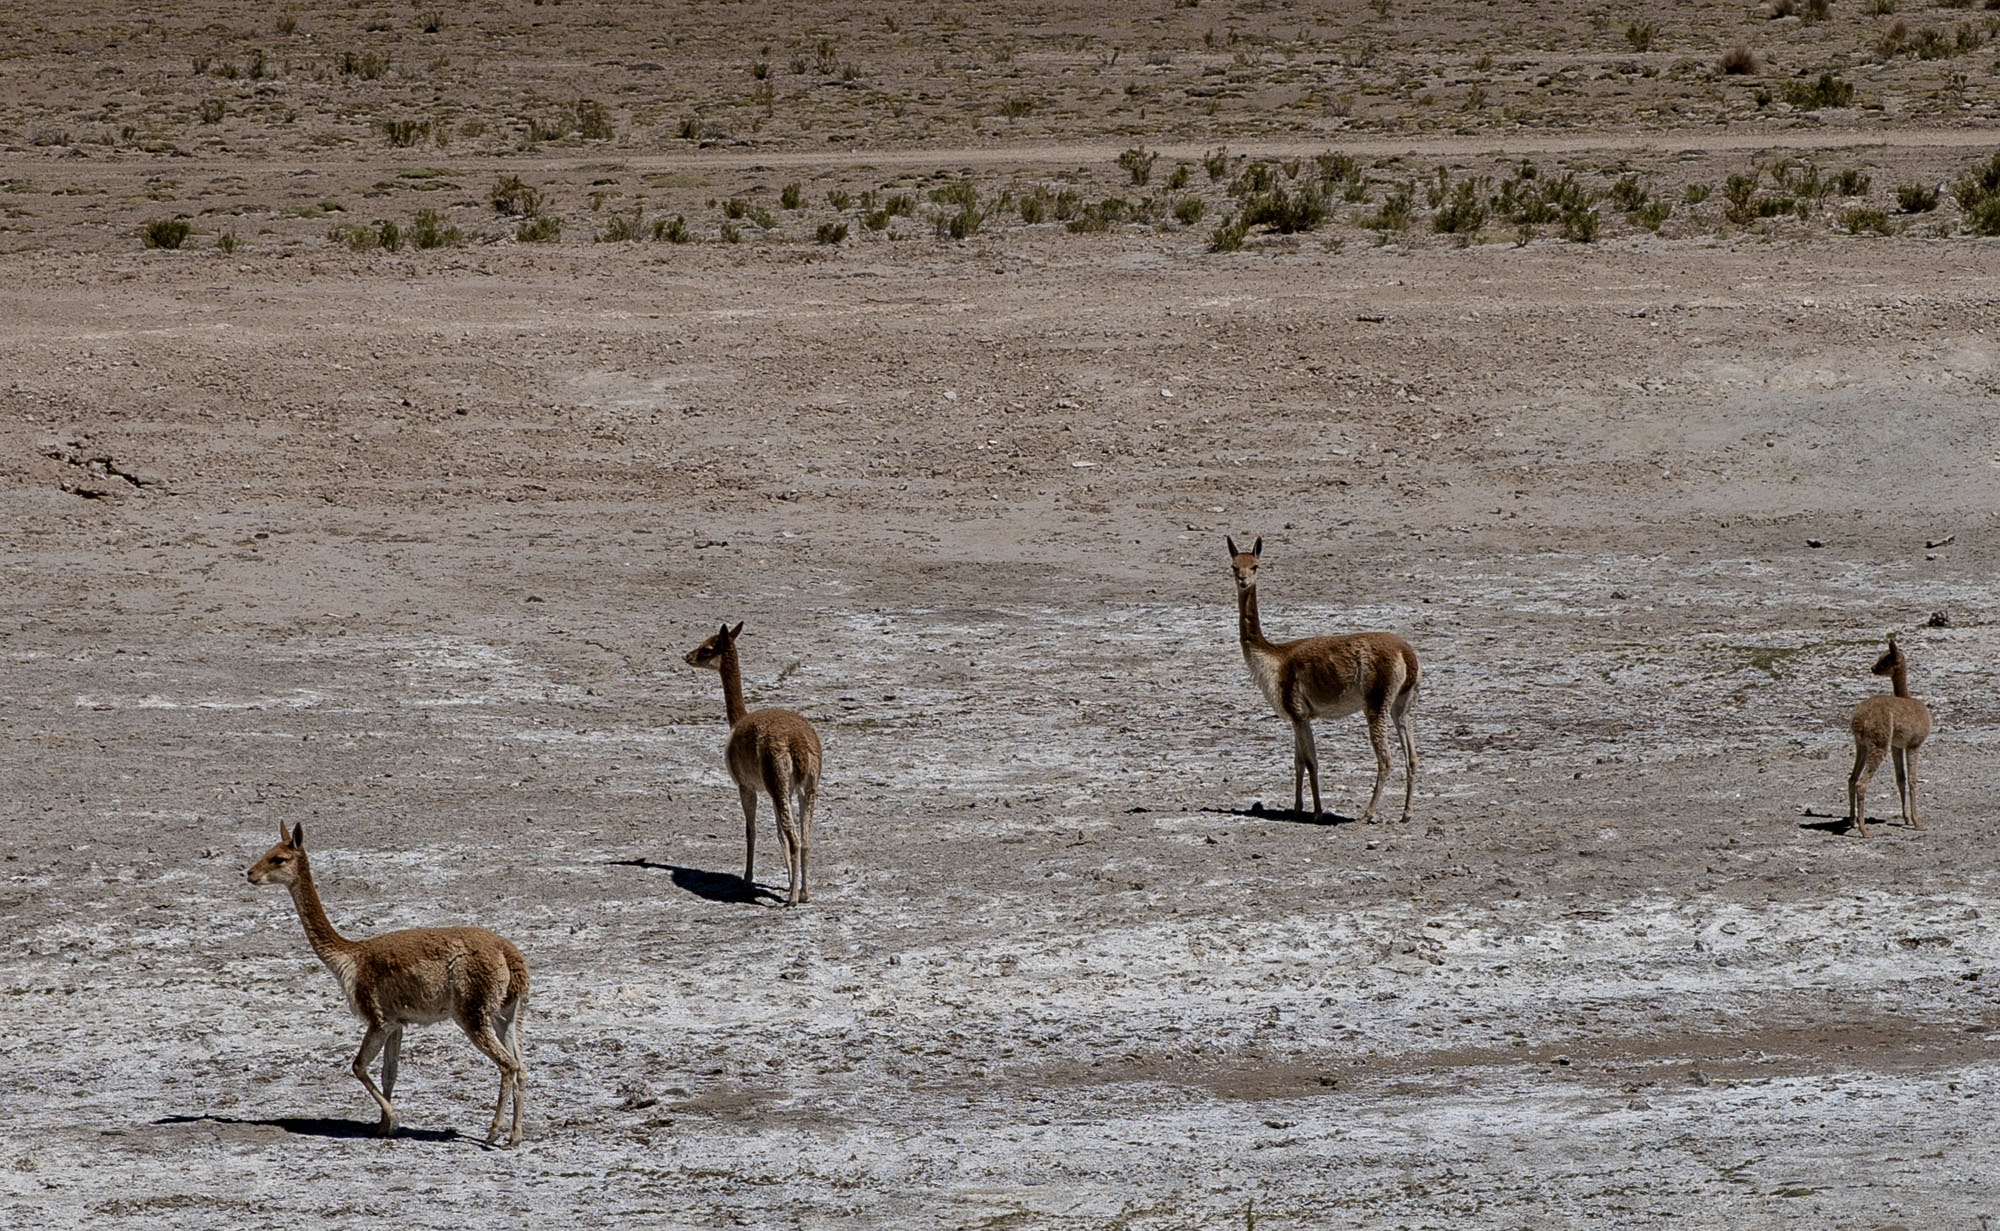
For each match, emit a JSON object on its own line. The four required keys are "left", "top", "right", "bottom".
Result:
{"left": 716, "top": 623, "right": 731, "bottom": 642}
{"left": 730, "top": 622, "right": 744, "bottom": 638}
{"left": 290, "top": 822, "right": 306, "bottom": 850}
{"left": 1226, "top": 535, "right": 1240, "bottom": 556}
{"left": 1252, "top": 537, "right": 1263, "bottom": 557}
{"left": 276, "top": 817, "right": 289, "bottom": 840}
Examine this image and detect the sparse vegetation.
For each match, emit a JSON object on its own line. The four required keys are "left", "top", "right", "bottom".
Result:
{"left": 1781, "top": 72, "right": 1854, "bottom": 110}
{"left": 1895, "top": 182, "right": 1939, "bottom": 212}
{"left": 491, "top": 176, "right": 544, "bottom": 217}
{"left": 141, "top": 217, "right": 192, "bottom": 249}
{"left": 1363, "top": 183, "right": 1414, "bottom": 234}
{"left": 1625, "top": 21, "right": 1657, "bottom": 52}
{"left": 780, "top": 182, "right": 803, "bottom": 210}
{"left": 653, "top": 214, "right": 691, "bottom": 243}
{"left": 411, "top": 208, "right": 462, "bottom": 248}
{"left": 1720, "top": 46, "right": 1759, "bottom": 74}
{"left": 1840, "top": 207, "right": 1891, "bottom": 234}
{"left": 516, "top": 214, "right": 561, "bottom": 243}
{"left": 382, "top": 118, "right": 431, "bottom": 147}
{"left": 1117, "top": 147, "right": 1158, "bottom": 187}
{"left": 1239, "top": 184, "right": 1327, "bottom": 234}
{"left": 928, "top": 180, "right": 982, "bottom": 240}
{"left": 815, "top": 221, "right": 848, "bottom": 244}
{"left": 596, "top": 209, "right": 644, "bottom": 242}
{"left": 1952, "top": 151, "right": 2000, "bottom": 234}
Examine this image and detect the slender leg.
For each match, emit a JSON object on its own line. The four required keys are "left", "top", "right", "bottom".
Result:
{"left": 381, "top": 1026, "right": 403, "bottom": 1100}
{"left": 1394, "top": 694, "right": 1419, "bottom": 822}
{"left": 351, "top": 1025, "right": 397, "bottom": 1136}
{"left": 502, "top": 996, "right": 528, "bottom": 1145}
{"left": 1902, "top": 747, "right": 1922, "bottom": 829}
{"left": 1848, "top": 741, "right": 1882, "bottom": 838}
{"left": 769, "top": 777, "right": 802, "bottom": 907}
{"left": 1891, "top": 747, "right": 1909, "bottom": 826}
{"left": 464, "top": 1015, "right": 525, "bottom": 1148}
{"left": 1360, "top": 711, "right": 1393, "bottom": 823}
{"left": 736, "top": 783, "right": 759, "bottom": 889}
{"left": 1291, "top": 731, "right": 1308, "bottom": 816}
{"left": 1288, "top": 720, "right": 1323, "bottom": 821}
{"left": 794, "top": 774, "right": 817, "bottom": 905}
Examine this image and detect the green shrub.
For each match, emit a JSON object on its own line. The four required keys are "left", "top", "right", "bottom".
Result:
{"left": 1208, "top": 215, "right": 1247, "bottom": 251}
{"left": 597, "top": 209, "right": 644, "bottom": 242}
{"left": 1967, "top": 196, "right": 2000, "bottom": 237}
{"left": 826, "top": 189, "right": 853, "bottom": 210}
{"left": 653, "top": 214, "right": 690, "bottom": 242}
{"left": 1117, "top": 146, "right": 1157, "bottom": 186}
{"left": 814, "top": 220, "right": 847, "bottom": 243}
{"left": 491, "top": 176, "right": 543, "bottom": 216}
{"left": 1895, "top": 182, "right": 1938, "bottom": 212}
{"left": 1684, "top": 183, "right": 1712, "bottom": 205}
{"left": 1173, "top": 197, "right": 1206, "bottom": 225}
{"left": 1204, "top": 146, "right": 1230, "bottom": 181}
{"left": 1949, "top": 151, "right": 2000, "bottom": 214}
{"left": 1432, "top": 180, "right": 1486, "bottom": 234}
{"left": 1839, "top": 207, "right": 1891, "bottom": 234}
{"left": 1723, "top": 171, "right": 1761, "bottom": 224}
{"left": 780, "top": 182, "right": 803, "bottom": 209}
{"left": 1363, "top": 184, "right": 1412, "bottom": 232}
{"left": 1019, "top": 192, "right": 1047, "bottom": 224}
{"left": 1635, "top": 198, "right": 1672, "bottom": 230}
{"left": 516, "top": 214, "right": 561, "bottom": 242}
{"left": 573, "top": 99, "right": 613, "bottom": 141}
{"left": 382, "top": 118, "right": 430, "bottom": 147}
{"left": 1781, "top": 72, "right": 1854, "bottom": 110}
{"left": 141, "top": 217, "right": 192, "bottom": 248}
{"left": 411, "top": 208, "right": 461, "bottom": 247}
{"left": 1240, "top": 184, "right": 1325, "bottom": 233}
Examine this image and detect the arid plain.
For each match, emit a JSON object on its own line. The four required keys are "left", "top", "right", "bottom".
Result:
{"left": 3, "top": 1, "right": 2000, "bottom": 1227}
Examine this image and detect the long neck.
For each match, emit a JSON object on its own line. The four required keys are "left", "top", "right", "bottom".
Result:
{"left": 718, "top": 643, "right": 748, "bottom": 725}
{"left": 287, "top": 855, "right": 355, "bottom": 966}
{"left": 1238, "top": 583, "right": 1274, "bottom": 652}
{"left": 1890, "top": 660, "right": 1911, "bottom": 698}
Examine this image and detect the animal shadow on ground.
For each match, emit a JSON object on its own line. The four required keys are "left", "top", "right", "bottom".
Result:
{"left": 154, "top": 1113, "right": 464, "bottom": 1144}
{"left": 610, "top": 859, "right": 780, "bottom": 904}
{"left": 1798, "top": 807, "right": 1897, "bottom": 837}
{"left": 1180, "top": 802, "right": 1359, "bottom": 826}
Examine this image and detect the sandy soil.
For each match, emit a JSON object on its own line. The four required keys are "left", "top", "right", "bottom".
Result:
{"left": 4, "top": 3, "right": 2000, "bottom": 1229}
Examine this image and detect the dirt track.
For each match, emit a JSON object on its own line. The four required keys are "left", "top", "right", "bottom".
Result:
{"left": 5, "top": 1, "right": 2000, "bottom": 1227}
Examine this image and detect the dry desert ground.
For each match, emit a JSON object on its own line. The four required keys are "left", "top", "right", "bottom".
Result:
{"left": 4, "top": 1, "right": 2000, "bottom": 1227}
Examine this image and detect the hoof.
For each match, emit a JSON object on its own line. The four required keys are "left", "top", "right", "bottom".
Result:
{"left": 374, "top": 1119, "right": 396, "bottom": 1139}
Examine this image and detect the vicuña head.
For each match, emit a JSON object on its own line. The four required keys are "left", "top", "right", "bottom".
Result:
{"left": 1870, "top": 633, "right": 1906, "bottom": 680}
{"left": 1225, "top": 535, "right": 1262, "bottom": 594}
{"left": 684, "top": 621, "right": 744, "bottom": 671}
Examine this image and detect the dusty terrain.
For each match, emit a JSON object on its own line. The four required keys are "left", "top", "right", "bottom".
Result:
{"left": 4, "top": 2, "right": 2000, "bottom": 1228}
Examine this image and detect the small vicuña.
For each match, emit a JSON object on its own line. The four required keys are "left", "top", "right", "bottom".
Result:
{"left": 246, "top": 822, "right": 530, "bottom": 1146}
{"left": 1847, "top": 634, "right": 1932, "bottom": 837}
{"left": 1227, "top": 536, "right": 1421, "bottom": 823}
{"left": 684, "top": 621, "right": 825, "bottom": 906}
